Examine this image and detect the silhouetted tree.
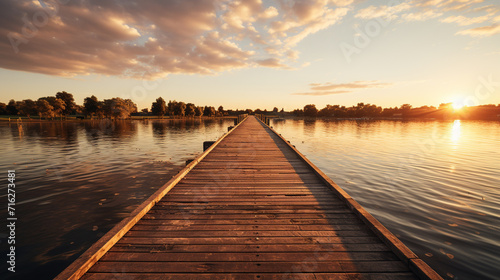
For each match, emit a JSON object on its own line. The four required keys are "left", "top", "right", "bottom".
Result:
{"left": 195, "top": 106, "right": 204, "bottom": 117}
{"left": 151, "top": 97, "right": 167, "bottom": 117}
{"left": 173, "top": 102, "right": 186, "bottom": 116}
{"left": 399, "top": 104, "right": 412, "bottom": 117}
{"left": 36, "top": 99, "right": 54, "bottom": 119}
{"left": 303, "top": 104, "right": 318, "bottom": 117}
{"left": 0, "top": 102, "right": 7, "bottom": 115}
{"left": 204, "top": 106, "right": 216, "bottom": 117}
{"left": 56, "top": 91, "right": 76, "bottom": 115}
{"left": 84, "top": 95, "right": 100, "bottom": 118}
{"left": 40, "top": 96, "right": 66, "bottom": 119}
{"left": 273, "top": 107, "right": 279, "bottom": 113}
{"left": 167, "top": 100, "right": 177, "bottom": 116}
{"left": 6, "top": 100, "right": 18, "bottom": 115}
{"left": 102, "top": 98, "right": 137, "bottom": 119}
{"left": 19, "top": 99, "right": 37, "bottom": 118}
{"left": 218, "top": 106, "right": 224, "bottom": 114}
{"left": 185, "top": 103, "right": 196, "bottom": 117}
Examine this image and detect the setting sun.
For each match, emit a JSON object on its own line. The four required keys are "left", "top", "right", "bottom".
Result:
{"left": 452, "top": 102, "right": 465, "bottom": 110}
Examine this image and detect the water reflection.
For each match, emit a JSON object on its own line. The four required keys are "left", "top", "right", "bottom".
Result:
{"left": 450, "top": 120, "right": 461, "bottom": 145}
{"left": 82, "top": 120, "right": 139, "bottom": 142}
{"left": 0, "top": 118, "right": 235, "bottom": 280}
{"left": 272, "top": 119, "right": 500, "bottom": 280}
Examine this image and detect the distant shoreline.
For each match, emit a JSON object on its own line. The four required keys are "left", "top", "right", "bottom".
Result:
{"left": 2, "top": 115, "right": 499, "bottom": 123}
{"left": 0, "top": 115, "right": 238, "bottom": 123}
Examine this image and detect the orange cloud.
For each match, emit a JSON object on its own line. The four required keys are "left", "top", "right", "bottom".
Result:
{"left": 292, "top": 80, "right": 392, "bottom": 96}
{"left": 457, "top": 24, "right": 500, "bottom": 37}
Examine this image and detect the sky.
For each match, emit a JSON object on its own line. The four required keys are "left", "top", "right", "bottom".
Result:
{"left": 0, "top": 0, "right": 499, "bottom": 111}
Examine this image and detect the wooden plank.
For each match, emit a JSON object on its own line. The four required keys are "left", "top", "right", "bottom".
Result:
{"left": 124, "top": 230, "right": 375, "bottom": 237}
{"left": 141, "top": 213, "right": 358, "bottom": 219}
{"left": 99, "top": 251, "right": 400, "bottom": 262}
{"left": 117, "top": 236, "right": 381, "bottom": 245}
{"left": 135, "top": 218, "right": 363, "bottom": 225}
{"left": 83, "top": 272, "right": 418, "bottom": 280}
{"left": 87, "top": 261, "right": 409, "bottom": 273}
{"left": 108, "top": 243, "right": 390, "bottom": 253}
{"left": 129, "top": 224, "right": 367, "bottom": 231}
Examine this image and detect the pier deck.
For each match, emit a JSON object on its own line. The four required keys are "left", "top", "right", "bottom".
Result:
{"left": 57, "top": 116, "right": 442, "bottom": 280}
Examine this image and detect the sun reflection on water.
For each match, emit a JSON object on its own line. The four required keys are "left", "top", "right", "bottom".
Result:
{"left": 450, "top": 120, "right": 461, "bottom": 146}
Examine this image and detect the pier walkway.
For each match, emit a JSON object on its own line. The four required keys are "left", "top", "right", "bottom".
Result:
{"left": 57, "top": 116, "right": 441, "bottom": 280}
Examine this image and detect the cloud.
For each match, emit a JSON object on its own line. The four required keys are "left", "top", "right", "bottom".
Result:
{"left": 355, "top": 3, "right": 411, "bottom": 20}
{"left": 292, "top": 90, "right": 351, "bottom": 96}
{"left": 441, "top": 15, "right": 490, "bottom": 26}
{"left": 255, "top": 58, "right": 287, "bottom": 68}
{"left": 402, "top": 10, "right": 443, "bottom": 21}
{"left": 353, "top": 0, "right": 500, "bottom": 39}
{"left": 0, "top": 0, "right": 353, "bottom": 79}
{"left": 457, "top": 24, "right": 500, "bottom": 37}
{"left": 292, "top": 80, "right": 392, "bottom": 96}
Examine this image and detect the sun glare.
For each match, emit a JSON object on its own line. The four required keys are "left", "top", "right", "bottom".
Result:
{"left": 452, "top": 102, "right": 465, "bottom": 110}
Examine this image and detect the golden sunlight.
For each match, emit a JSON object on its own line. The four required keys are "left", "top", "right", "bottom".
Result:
{"left": 452, "top": 101, "right": 465, "bottom": 110}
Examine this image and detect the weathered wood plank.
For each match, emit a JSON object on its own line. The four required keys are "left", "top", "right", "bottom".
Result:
{"left": 87, "top": 261, "right": 409, "bottom": 273}
{"left": 100, "top": 251, "right": 400, "bottom": 262}
{"left": 82, "top": 273, "right": 418, "bottom": 280}
{"left": 108, "top": 243, "right": 391, "bottom": 253}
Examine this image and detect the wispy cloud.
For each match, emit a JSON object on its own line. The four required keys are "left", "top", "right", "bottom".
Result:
{"left": 354, "top": 0, "right": 500, "bottom": 38}
{"left": 292, "top": 80, "right": 392, "bottom": 96}
{"left": 441, "top": 15, "right": 490, "bottom": 26}
{"left": 457, "top": 24, "right": 500, "bottom": 37}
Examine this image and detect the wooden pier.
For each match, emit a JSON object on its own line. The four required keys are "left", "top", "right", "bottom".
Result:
{"left": 56, "top": 116, "right": 442, "bottom": 280}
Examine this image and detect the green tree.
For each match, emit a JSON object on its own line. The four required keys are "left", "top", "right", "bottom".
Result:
{"left": 56, "top": 91, "right": 76, "bottom": 115}
{"left": 151, "top": 97, "right": 167, "bottom": 117}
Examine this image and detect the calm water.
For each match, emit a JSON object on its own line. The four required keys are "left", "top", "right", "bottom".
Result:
{"left": 272, "top": 119, "right": 500, "bottom": 280}
{"left": 0, "top": 118, "right": 499, "bottom": 280}
{"left": 0, "top": 119, "right": 234, "bottom": 280}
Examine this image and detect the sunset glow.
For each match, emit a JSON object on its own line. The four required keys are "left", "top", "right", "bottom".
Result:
{"left": 0, "top": 0, "right": 499, "bottom": 110}
{"left": 452, "top": 102, "right": 466, "bottom": 110}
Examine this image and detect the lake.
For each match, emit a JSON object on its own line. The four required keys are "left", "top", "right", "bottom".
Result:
{"left": 272, "top": 119, "right": 500, "bottom": 280}
{"left": 1, "top": 118, "right": 499, "bottom": 279}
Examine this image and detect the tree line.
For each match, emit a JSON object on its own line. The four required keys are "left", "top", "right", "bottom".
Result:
{"left": 0, "top": 92, "right": 138, "bottom": 120}
{"left": 0, "top": 93, "right": 256, "bottom": 119}
{"left": 292, "top": 103, "right": 500, "bottom": 120}
{"left": 150, "top": 97, "right": 220, "bottom": 117}
{"left": 0, "top": 91, "right": 78, "bottom": 119}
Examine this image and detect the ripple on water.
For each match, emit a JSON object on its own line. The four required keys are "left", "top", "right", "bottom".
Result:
{"left": 273, "top": 119, "right": 500, "bottom": 280}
